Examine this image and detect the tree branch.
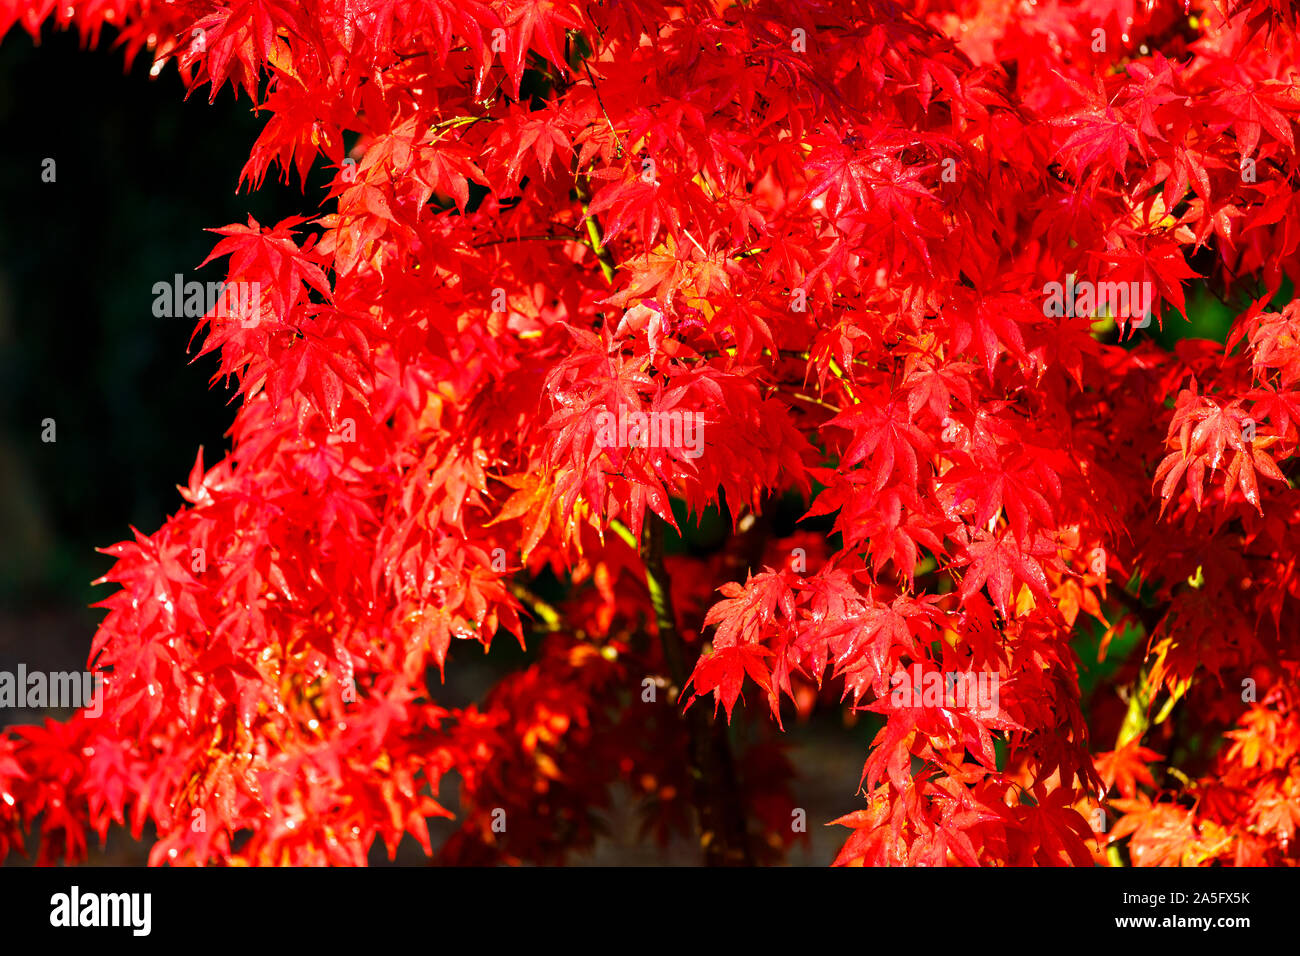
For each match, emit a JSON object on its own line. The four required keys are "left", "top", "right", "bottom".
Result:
{"left": 640, "top": 514, "right": 754, "bottom": 865}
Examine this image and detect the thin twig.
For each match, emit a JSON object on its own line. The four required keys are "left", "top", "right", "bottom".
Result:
{"left": 472, "top": 231, "right": 579, "bottom": 249}
{"left": 581, "top": 56, "right": 625, "bottom": 159}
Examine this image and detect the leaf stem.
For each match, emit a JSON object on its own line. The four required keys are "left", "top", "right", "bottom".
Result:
{"left": 574, "top": 175, "right": 617, "bottom": 284}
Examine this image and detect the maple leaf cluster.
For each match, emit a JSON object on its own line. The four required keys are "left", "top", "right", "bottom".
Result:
{"left": 3, "top": 0, "right": 1300, "bottom": 866}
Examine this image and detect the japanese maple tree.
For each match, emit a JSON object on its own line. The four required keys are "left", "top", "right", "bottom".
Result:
{"left": 3, "top": 0, "right": 1300, "bottom": 866}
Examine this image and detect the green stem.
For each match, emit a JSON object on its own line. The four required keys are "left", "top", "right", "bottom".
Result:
{"left": 574, "top": 175, "right": 616, "bottom": 284}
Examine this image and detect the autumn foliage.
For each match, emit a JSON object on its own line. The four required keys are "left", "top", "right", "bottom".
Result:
{"left": 4, "top": 0, "right": 1300, "bottom": 867}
